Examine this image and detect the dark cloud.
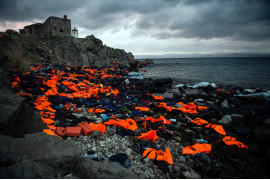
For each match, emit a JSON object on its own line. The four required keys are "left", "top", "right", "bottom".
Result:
{"left": 0, "top": 0, "right": 270, "bottom": 41}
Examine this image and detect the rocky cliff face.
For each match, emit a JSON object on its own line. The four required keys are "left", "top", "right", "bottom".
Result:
{"left": 0, "top": 34, "right": 135, "bottom": 70}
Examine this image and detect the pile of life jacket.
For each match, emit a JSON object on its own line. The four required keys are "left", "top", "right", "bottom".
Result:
{"left": 9, "top": 63, "right": 248, "bottom": 175}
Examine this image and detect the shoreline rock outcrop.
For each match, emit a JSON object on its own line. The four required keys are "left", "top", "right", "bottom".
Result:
{"left": 0, "top": 34, "right": 135, "bottom": 71}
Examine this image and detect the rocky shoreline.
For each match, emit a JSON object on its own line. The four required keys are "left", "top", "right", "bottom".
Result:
{"left": 0, "top": 61, "right": 270, "bottom": 179}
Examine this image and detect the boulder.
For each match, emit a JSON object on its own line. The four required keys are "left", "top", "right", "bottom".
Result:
{"left": 10, "top": 103, "right": 48, "bottom": 137}
{"left": 231, "top": 114, "right": 246, "bottom": 125}
{"left": 218, "top": 115, "right": 233, "bottom": 128}
{"left": 0, "top": 88, "right": 25, "bottom": 135}
{"left": 0, "top": 132, "right": 82, "bottom": 170}
{"left": 74, "top": 158, "right": 127, "bottom": 179}
{"left": 7, "top": 159, "right": 57, "bottom": 179}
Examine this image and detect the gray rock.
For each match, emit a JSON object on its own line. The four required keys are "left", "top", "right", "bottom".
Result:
{"left": 11, "top": 103, "right": 48, "bottom": 137}
{"left": 175, "top": 136, "right": 182, "bottom": 142}
{"left": 74, "top": 158, "right": 127, "bottom": 179}
{"left": 179, "top": 156, "right": 186, "bottom": 163}
{"left": 8, "top": 159, "right": 57, "bottom": 179}
{"left": 218, "top": 115, "right": 233, "bottom": 128}
{"left": 192, "top": 127, "right": 202, "bottom": 132}
{"left": 181, "top": 93, "right": 187, "bottom": 98}
{"left": 182, "top": 171, "right": 201, "bottom": 179}
{"left": 91, "top": 130, "right": 100, "bottom": 138}
{"left": 231, "top": 114, "right": 246, "bottom": 125}
{"left": 221, "top": 99, "right": 230, "bottom": 108}
{"left": 0, "top": 132, "right": 81, "bottom": 170}
{"left": 170, "top": 172, "right": 183, "bottom": 178}
{"left": 185, "top": 89, "right": 200, "bottom": 98}
{"left": 0, "top": 88, "right": 25, "bottom": 135}
{"left": 206, "top": 101, "right": 215, "bottom": 106}
{"left": 173, "top": 165, "right": 181, "bottom": 172}
{"left": 200, "top": 92, "right": 208, "bottom": 98}
{"left": 179, "top": 163, "right": 189, "bottom": 171}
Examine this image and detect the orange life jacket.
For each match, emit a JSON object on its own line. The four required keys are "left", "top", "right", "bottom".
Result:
{"left": 43, "top": 129, "right": 62, "bottom": 138}
{"left": 205, "top": 124, "right": 226, "bottom": 136}
{"left": 137, "top": 130, "right": 158, "bottom": 142}
{"left": 191, "top": 118, "right": 209, "bottom": 126}
{"left": 222, "top": 136, "right": 248, "bottom": 148}
{"left": 142, "top": 148, "right": 173, "bottom": 165}
{"left": 135, "top": 107, "right": 150, "bottom": 111}
{"left": 88, "top": 108, "right": 106, "bottom": 114}
{"left": 182, "top": 143, "right": 212, "bottom": 155}
{"left": 152, "top": 95, "right": 164, "bottom": 101}
{"left": 104, "top": 118, "right": 138, "bottom": 131}
{"left": 145, "top": 115, "right": 171, "bottom": 125}
{"left": 89, "top": 122, "right": 106, "bottom": 133}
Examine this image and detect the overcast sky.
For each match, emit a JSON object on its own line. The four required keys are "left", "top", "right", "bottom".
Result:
{"left": 1, "top": 0, "right": 270, "bottom": 56}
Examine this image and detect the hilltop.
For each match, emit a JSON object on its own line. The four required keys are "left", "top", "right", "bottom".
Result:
{"left": 0, "top": 34, "right": 135, "bottom": 71}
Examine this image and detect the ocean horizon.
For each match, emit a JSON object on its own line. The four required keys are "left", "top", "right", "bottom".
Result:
{"left": 139, "top": 57, "right": 270, "bottom": 90}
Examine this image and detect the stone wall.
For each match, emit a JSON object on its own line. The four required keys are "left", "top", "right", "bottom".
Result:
{"left": 42, "top": 16, "right": 71, "bottom": 37}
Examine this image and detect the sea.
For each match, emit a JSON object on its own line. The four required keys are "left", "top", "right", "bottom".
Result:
{"left": 139, "top": 57, "right": 270, "bottom": 90}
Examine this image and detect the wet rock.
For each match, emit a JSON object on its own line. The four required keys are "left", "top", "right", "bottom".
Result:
{"left": 74, "top": 158, "right": 127, "bottom": 179}
{"left": 221, "top": 99, "right": 230, "bottom": 108}
{"left": 207, "top": 168, "right": 220, "bottom": 178}
{"left": 182, "top": 171, "right": 201, "bottom": 179}
{"left": 231, "top": 114, "right": 245, "bottom": 125}
{"left": 0, "top": 132, "right": 81, "bottom": 170}
{"left": 206, "top": 101, "right": 215, "bottom": 106}
{"left": 7, "top": 159, "right": 57, "bottom": 179}
{"left": 263, "top": 118, "right": 270, "bottom": 126}
{"left": 251, "top": 127, "right": 270, "bottom": 144}
{"left": 218, "top": 115, "right": 233, "bottom": 128}
{"left": 248, "top": 143, "right": 264, "bottom": 154}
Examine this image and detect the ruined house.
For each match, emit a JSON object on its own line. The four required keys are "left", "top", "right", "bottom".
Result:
{"left": 21, "top": 15, "right": 72, "bottom": 37}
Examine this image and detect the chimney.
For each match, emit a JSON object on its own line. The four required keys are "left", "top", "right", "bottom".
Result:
{"left": 64, "top": 15, "right": 67, "bottom": 19}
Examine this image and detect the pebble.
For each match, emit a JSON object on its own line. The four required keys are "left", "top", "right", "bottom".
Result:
{"left": 183, "top": 171, "right": 201, "bottom": 179}
{"left": 173, "top": 165, "right": 181, "bottom": 172}
{"left": 179, "top": 156, "right": 186, "bottom": 163}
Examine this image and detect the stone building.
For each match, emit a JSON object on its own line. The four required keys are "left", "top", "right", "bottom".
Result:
{"left": 21, "top": 15, "right": 72, "bottom": 37}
